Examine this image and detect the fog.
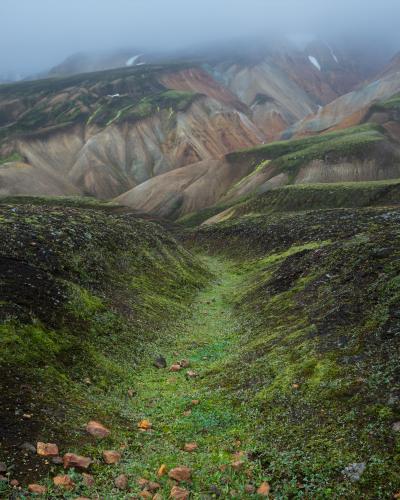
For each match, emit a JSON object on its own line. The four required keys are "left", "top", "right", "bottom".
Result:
{"left": 1, "top": 0, "right": 400, "bottom": 77}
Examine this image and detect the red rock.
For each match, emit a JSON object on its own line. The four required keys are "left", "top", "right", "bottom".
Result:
{"left": 257, "top": 482, "right": 271, "bottom": 496}
{"left": 231, "top": 460, "right": 244, "bottom": 471}
{"left": 53, "top": 474, "right": 75, "bottom": 490}
{"left": 139, "top": 491, "right": 152, "bottom": 498}
{"left": 86, "top": 420, "right": 110, "bottom": 439}
{"left": 115, "top": 474, "right": 128, "bottom": 490}
{"left": 28, "top": 484, "right": 47, "bottom": 494}
{"left": 63, "top": 453, "right": 92, "bottom": 470}
{"left": 37, "top": 442, "right": 59, "bottom": 457}
{"left": 82, "top": 473, "right": 95, "bottom": 487}
{"left": 169, "top": 364, "right": 182, "bottom": 372}
{"left": 170, "top": 485, "right": 190, "bottom": 499}
{"left": 103, "top": 450, "right": 121, "bottom": 464}
{"left": 168, "top": 466, "right": 191, "bottom": 482}
{"left": 138, "top": 477, "right": 150, "bottom": 489}
{"left": 147, "top": 481, "right": 161, "bottom": 492}
{"left": 244, "top": 484, "right": 255, "bottom": 493}
{"left": 138, "top": 419, "right": 152, "bottom": 430}
{"left": 184, "top": 442, "right": 198, "bottom": 452}
{"left": 10, "top": 479, "right": 19, "bottom": 487}
{"left": 157, "top": 464, "right": 168, "bottom": 477}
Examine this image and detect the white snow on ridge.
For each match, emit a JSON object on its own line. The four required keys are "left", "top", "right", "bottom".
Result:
{"left": 308, "top": 55, "right": 321, "bottom": 71}
{"left": 126, "top": 54, "right": 143, "bottom": 67}
{"left": 327, "top": 44, "right": 339, "bottom": 63}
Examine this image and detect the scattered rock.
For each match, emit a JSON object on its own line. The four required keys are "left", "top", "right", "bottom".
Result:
{"left": 86, "top": 420, "right": 110, "bottom": 439}
{"left": 244, "top": 484, "right": 255, "bottom": 494}
{"left": 157, "top": 464, "right": 168, "bottom": 477}
{"left": 170, "top": 485, "right": 190, "bottom": 499}
{"left": 22, "top": 413, "right": 33, "bottom": 419}
{"left": 28, "top": 484, "right": 47, "bottom": 494}
{"left": 82, "top": 473, "right": 95, "bottom": 487}
{"left": 154, "top": 355, "right": 167, "bottom": 369}
{"left": 103, "top": 450, "right": 121, "bottom": 464}
{"left": 19, "top": 442, "right": 36, "bottom": 454}
{"left": 168, "top": 466, "right": 191, "bottom": 482}
{"left": 63, "top": 453, "right": 92, "bottom": 470}
{"left": 83, "top": 377, "right": 92, "bottom": 385}
{"left": 138, "top": 419, "right": 152, "bottom": 431}
{"left": 127, "top": 389, "right": 136, "bottom": 397}
{"left": 183, "top": 410, "right": 192, "bottom": 417}
{"left": 37, "top": 442, "right": 59, "bottom": 457}
{"left": 179, "top": 359, "right": 190, "bottom": 368}
{"left": 184, "top": 442, "right": 198, "bottom": 452}
{"left": 10, "top": 479, "right": 19, "bottom": 487}
{"left": 153, "top": 494, "right": 163, "bottom": 500}
{"left": 139, "top": 491, "right": 152, "bottom": 498}
{"left": 0, "top": 463, "right": 6, "bottom": 473}
{"left": 115, "top": 474, "right": 128, "bottom": 490}
{"left": 185, "top": 370, "right": 198, "bottom": 378}
{"left": 169, "top": 364, "right": 182, "bottom": 372}
{"left": 147, "top": 481, "right": 161, "bottom": 492}
{"left": 51, "top": 456, "right": 63, "bottom": 465}
{"left": 292, "top": 383, "right": 300, "bottom": 389}
{"left": 191, "top": 400, "right": 200, "bottom": 406}
{"left": 392, "top": 421, "right": 400, "bottom": 432}
{"left": 53, "top": 474, "right": 75, "bottom": 490}
{"left": 257, "top": 482, "right": 271, "bottom": 496}
{"left": 342, "top": 462, "right": 366, "bottom": 482}
{"left": 137, "top": 477, "right": 149, "bottom": 489}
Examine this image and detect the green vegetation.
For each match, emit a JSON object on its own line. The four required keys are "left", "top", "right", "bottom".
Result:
{"left": 0, "top": 152, "right": 24, "bottom": 165}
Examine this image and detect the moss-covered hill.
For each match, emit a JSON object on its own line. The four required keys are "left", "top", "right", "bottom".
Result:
{"left": 185, "top": 205, "right": 400, "bottom": 497}
{"left": 0, "top": 198, "right": 206, "bottom": 488}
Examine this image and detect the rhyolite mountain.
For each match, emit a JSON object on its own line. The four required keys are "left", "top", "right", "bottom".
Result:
{"left": 1, "top": 39, "right": 400, "bottom": 217}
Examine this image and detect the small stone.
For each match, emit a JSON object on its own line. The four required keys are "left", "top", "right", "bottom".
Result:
{"left": 170, "top": 485, "right": 190, "bottom": 499}
{"left": 244, "top": 484, "right": 255, "bottom": 494}
{"left": 154, "top": 356, "right": 167, "bottom": 369}
{"left": 168, "top": 466, "right": 191, "bottom": 482}
{"left": 342, "top": 462, "right": 366, "bottom": 482}
{"left": 83, "top": 377, "right": 92, "bottom": 385}
{"left": 10, "top": 479, "right": 19, "bottom": 487}
{"left": 22, "top": 413, "right": 33, "bottom": 419}
{"left": 103, "top": 450, "right": 121, "bottom": 464}
{"left": 169, "top": 364, "right": 182, "bottom": 372}
{"left": 392, "top": 421, "right": 400, "bottom": 432}
{"left": 115, "top": 474, "right": 128, "bottom": 490}
{"left": 185, "top": 370, "right": 197, "bottom": 378}
{"left": 137, "top": 477, "right": 150, "bottom": 489}
{"left": 19, "top": 442, "right": 36, "bottom": 453}
{"left": 183, "top": 410, "right": 192, "bottom": 417}
{"left": 53, "top": 474, "right": 75, "bottom": 490}
{"left": 63, "top": 453, "right": 92, "bottom": 470}
{"left": 257, "top": 482, "right": 271, "bottom": 496}
{"left": 51, "top": 456, "right": 63, "bottom": 465}
{"left": 86, "top": 420, "right": 110, "bottom": 439}
{"left": 157, "top": 464, "right": 168, "bottom": 477}
{"left": 179, "top": 359, "right": 190, "bottom": 368}
{"left": 147, "top": 481, "right": 161, "bottom": 492}
{"left": 153, "top": 494, "right": 163, "bottom": 500}
{"left": 37, "top": 442, "right": 59, "bottom": 457}
{"left": 184, "top": 442, "right": 198, "bottom": 452}
{"left": 138, "top": 419, "right": 152, "bottom": 430}
{"left": 191, "top": 400, "right": 200, "bottom": 406}
{"left": 28, "top": 484, "right": 47, "bottom": 494}
{"left": 0, "top": 463, "right": 6, "bottom": 473}
{"left": 127, "top": 389, "right": 136, "bottom": 397}
{"left": 292, "top": 383, "right": 300, "bottom": 389}
{"left": 139, "top": 491, "right": 152, "bottom": 499}
{"left": 231, "top": 460, "right": 245, "bottom": 471}
{"left": 82, "top": 473, "right": 95, "bottom": 487}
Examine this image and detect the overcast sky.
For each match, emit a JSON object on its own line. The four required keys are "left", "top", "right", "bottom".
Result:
{"left": 1, "top": 0, "right": 400, "bottom": 76}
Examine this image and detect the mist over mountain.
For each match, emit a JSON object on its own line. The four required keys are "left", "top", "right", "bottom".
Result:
{"left": 1, "top": 0, "right": 400, "bottom": 79}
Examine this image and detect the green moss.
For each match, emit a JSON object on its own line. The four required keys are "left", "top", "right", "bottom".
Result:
{"left": 0, "top": 152, "right": 23, "bottom": 164}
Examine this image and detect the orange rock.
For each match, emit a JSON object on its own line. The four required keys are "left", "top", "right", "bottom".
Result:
{"left": 37, "top": 442, "right": 59, "bottom": 457}
{"left": 115, "top": 474, "right": 128, "bottom": 490}
{"left": 147, "top": 481, "right": 161, "bottom": 492}
{"left": 191, "top": 400, "right": 200, "bottom": 406}
{"left": 168, "top": 466, "right": 191, "bottom": 482}
{"left": 169, "top": 364, "right": 182, "bottom": 372}
{"left": 102, "top": 450, "right": 121, "bottom": 464}
{"left": 138, "top": 477, "right": 150, "bottom": 489}
{"left": 53, "top": 474, "right": 75, "bottom": 490}
{"left": 184, "top": 442, "right": 198, "bottom": 452}
{"left": 138, "top": 419, "right": 152, "bottom": 430}
{"left": 292, "top": 383, "right": 300, "bottom": 389}
{"left": 170, "top": 485, "right": 190, "bottom": 499}
{"left": 86, "top": 420, "right": 110, "bottom": 439}
{"left": 82, "top": 473, "right": 95, "bottom": 487}
{"left": 157, "top": 464, "right": 168, "bottom": 477}
{"left": 257, "top": 482, "right": 271, "bottom": 496}
{"left": 63, "top": 453, "right": 92, "bottom": 470}
{"left": 139, "top": 491, "right": 152, "bottom": 499}
{"left": 28, "top": 484, "right": 47, "bottom": 494}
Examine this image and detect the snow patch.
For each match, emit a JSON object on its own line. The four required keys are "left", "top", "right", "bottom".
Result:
{"left": 107, "top": 93, "right": 121, "bottom": 98}
{"left": 308, "top": 56, "right": 321, "bottom": 71}
{"left": 126, "top": 54, "right": 143, "bottom": 67}
{"left": 327, "top": 45, "right": 339, "bottom": 63}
